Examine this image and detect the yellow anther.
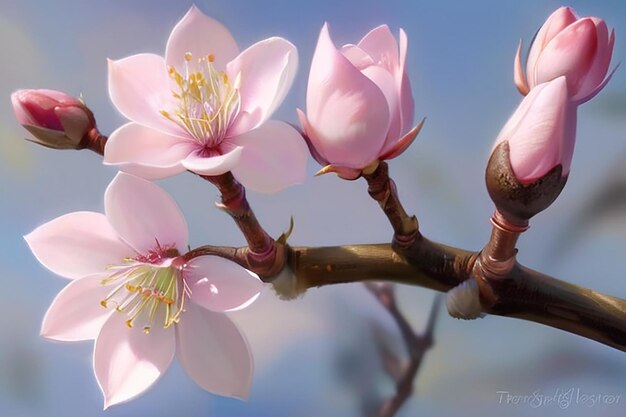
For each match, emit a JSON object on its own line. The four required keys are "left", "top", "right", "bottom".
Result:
{"left": 184, "top": 52, "right": 193, "bottom": 62}
{"left": 126, "top": 319, "right": 133, "bottom": 328}
{"left": 168, "top": 66, "right": 176, "bottom": 75}
{"left": 160, "top": 110, "right": 171, "bottom": 118}
{"left": 222, "top": 73, "right": 229, "bottom": 84}
{"left": 100, "top": 300, "right": 108, "bottom": 308}
{"left": 207, "top": 53, "right": 215, "bottom": 62}
{"left": 143, "top": 326, "right": 151, "bottom": 334}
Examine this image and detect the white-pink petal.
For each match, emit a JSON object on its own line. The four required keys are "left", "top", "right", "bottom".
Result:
{"left": 574, "top": 21, "right": 614, "bottom": 102}
{"left": 185, "top": 255, "right": 263, "bottom": 312}
{"left": 104, "top": 172, "right": 188, "bottom": 254}
{"left": 357, "top": 25, "right": 399, "bottom": 71}
{"left": 526, "top": 6, "right": 578, "bottom": 80}
{"left": 104, "top": 122, "right": 194, "bottom": 174}
{"left": 228, "top": 120, "right": 308, "bottom": 193}
{"left": 108, "top": 54, "right": 182, "bottom": 137}
{"left": 360, "top": 65, "right": 400, "bottom": 153}
{"left": 494, "top": 82, "right": 549, "bottom": 151}
{"left": 165, "top": 5, "right": 239, "bottom": 72}
{"left": 95, "top": 314, "right": 176, "bottom": 409}
{"left": 25, "top": 212, "right": 132, "bottom": 280}
{"left": 534, "top": 18, "right": 597, "bottom": 93}
{"left": 340, "top": 45, "right": 375, "bottom": 70}
{"left": 397, "top": 28, "right": 414, "bottom": 136}
{"left": 508, "top": 77, "right": 570, "bottom": 182}
{"left": 226, "top": 37, "right": 298, "bottom": 134}
{"left": 41, "top": 274, "right": 113, "bottom": 341}
{"left": 305, "top": 24, "right": 390, "bottom": 169}
{"left": 176, "top": 302, "right": 253, "bottom": 399}
{"left": 181, "top": 146, "right": 243, "bottom": 176}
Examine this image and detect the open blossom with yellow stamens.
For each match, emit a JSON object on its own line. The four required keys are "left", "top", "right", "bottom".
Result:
{"left": 104, "top": 6, "right": 307, "bottom": 193}
{"left": 25, "top": 172, "right": 263, "bottom": 408}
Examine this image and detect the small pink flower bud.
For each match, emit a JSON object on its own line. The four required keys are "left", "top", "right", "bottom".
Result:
{"left": 514, "top": 6, "right": 615, "bottom": 103}
{"left": 11, "top": 89, "right": 95, "bottom": 150}
{"left": 487, "top": 77, "right": 573, "bottom": 222}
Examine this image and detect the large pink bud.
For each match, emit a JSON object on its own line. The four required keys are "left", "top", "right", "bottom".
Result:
{"left": 514, "top": 7, "right": 615, "bottom": 104}
{"left": 297, "top": 23, "right": 421, "bottom": 179}
{"left": 494, "top": 76, "right": 576, "bottom": 184}
{"left": 11, "top": 89, "right": 95, "bottom": 149}
{"left": 486, "top": 77, "right": 574, "bottom": 223}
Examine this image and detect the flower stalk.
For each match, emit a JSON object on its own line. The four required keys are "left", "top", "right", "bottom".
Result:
{"left": 200, "top": 172, "right": 286, "bottom": 277}
{"left": 475, "top": 210, "right": 528, "bottom": 281}
{"left": 362, "top": 161, "right": 419, "bottom": 247}
{"left": 78, "top": 127, "right": 107, "bottom": 155}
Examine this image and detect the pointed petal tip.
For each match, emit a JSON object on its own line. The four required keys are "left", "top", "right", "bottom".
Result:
{"left": 315, "top": 164, "right": 361, "bottom": 180}
{"left": 314, "top": 165, "right": 333, "bottom": 177}
{"left": 231, "top": 387, "right": 251, "bottom": 401}
{"left": 183, "top": 4, "right": 203, "bottom": 19}
{"left": 514, "top": 40, "right": 530, "bottom": 95}
{"left": 380, "top": 117, "right": 425, "bottom": 160}
{"left": 103, "top": 395, "right": 118, "bottom": 411}
{"left": 575, "top": 61, "right": 620, "bottom": 105}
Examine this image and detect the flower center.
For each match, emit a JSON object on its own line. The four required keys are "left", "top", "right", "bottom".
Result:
{"left": 160, "top": 52, "right": 240, "bottom": 147}
{"left": 100, "top": 244, "right": 187, "bottom": 333}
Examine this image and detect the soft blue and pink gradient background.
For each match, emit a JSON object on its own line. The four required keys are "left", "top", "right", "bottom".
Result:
{"left": 1, "top": 1, "right": 626, "bottom": 416}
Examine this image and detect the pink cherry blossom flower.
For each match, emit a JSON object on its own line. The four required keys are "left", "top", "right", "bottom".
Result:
{"left": 25, "top": 172, "right": 263, "bottom": 408}
{"left": 494, "top": 76, "right": 576, "bottom": 183}
{"left": 11, "top": 89, "right": 94, "bottom": 149}
{"left": 514, "top": 6, "right": 615, "bottom": 103}
{"left": 297, "top": 23, "right": 422, "bottom": 179}
{"left": 104, "top": 6, "right": 307, "bottom": 193}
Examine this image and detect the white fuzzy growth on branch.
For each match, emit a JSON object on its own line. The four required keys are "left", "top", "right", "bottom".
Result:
{"left": 446, "top": 278, "right": 485, "bottom": 320}
{"left": 270, "top": 265, "right": 308, "bottom": 300}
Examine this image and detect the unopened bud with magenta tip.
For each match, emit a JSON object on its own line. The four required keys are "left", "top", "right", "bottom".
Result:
{"left": 11, "top": 89, "right": 95, "bottom": 150}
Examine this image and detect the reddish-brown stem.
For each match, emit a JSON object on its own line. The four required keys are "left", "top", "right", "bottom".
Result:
{"left": 362, "top": 161, "right": 419, "bottom": 248}
{"left": 475, "top": 210, "right": 528, "bottom": 280}
{"left": 365, "top": 284, "right": 441, "bottom": 417}
{"left": 472, "top": 210, "right": 528, "bottom": 306}
{"left": 199, "top": 172, "right": 284, "bottom": 277}
{"left": 78, "top": 127, "right": 107, "bottom": 155}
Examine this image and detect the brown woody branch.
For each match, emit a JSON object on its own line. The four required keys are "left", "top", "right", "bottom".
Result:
{"left": 184, "top": 239, "right": 626, "bottom": 353}
{"left": 77, "top": 127, "right": 626, "bottom": 352}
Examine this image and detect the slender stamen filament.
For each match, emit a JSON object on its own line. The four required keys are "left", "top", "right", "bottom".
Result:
{"left": 160, "top": 52, "right": 240, "bottom": 147}
{"left": 99, "top": 254, "right": 186, "bottom": 331}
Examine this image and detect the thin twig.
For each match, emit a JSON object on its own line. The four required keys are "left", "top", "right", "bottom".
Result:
{"left": 365, "top": 283, "right": 442, "bottom": 417}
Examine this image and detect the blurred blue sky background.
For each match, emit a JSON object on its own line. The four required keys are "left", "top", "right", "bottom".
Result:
{"left": 1, "top": 1, "right": 626, "bottom": 416}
